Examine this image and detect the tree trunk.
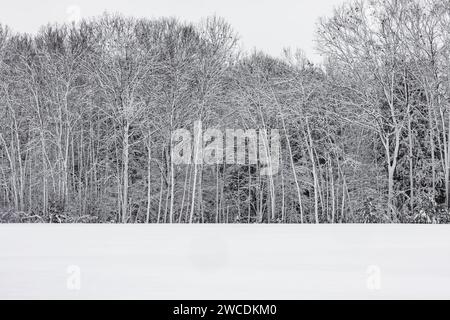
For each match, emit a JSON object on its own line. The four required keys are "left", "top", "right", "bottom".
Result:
{"left": 121, "top": 121, "right": 129, "bottom": 223}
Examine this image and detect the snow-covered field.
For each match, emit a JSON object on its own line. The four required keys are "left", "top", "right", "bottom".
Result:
{"left": 0, "top": 225, "right": 449, "bottom": 299}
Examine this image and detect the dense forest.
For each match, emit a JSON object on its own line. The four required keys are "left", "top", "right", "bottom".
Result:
{"left": 1, "top": 0, "right": 450, "bottom": 223}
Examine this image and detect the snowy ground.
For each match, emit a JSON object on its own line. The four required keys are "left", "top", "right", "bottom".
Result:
{"left": 0, "top": 224, "right": 450, "bottom": 299}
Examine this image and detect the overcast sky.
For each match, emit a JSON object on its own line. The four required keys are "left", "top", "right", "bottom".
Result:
{"left": 0, "top": 0, "right": 345, "bottom": 63}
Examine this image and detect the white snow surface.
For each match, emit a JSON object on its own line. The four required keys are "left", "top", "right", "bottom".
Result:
{"left": 0, "top": 224, "right": 449, "bottom": 299}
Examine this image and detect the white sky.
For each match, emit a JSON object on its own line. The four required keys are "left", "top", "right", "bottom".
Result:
{"left": 0, "top": 0, "right": 345, "bottom": 63}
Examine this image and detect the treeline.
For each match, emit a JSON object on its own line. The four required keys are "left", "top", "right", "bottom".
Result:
{"left": 1, "top": 0, "right": 450, "bottom": 223}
